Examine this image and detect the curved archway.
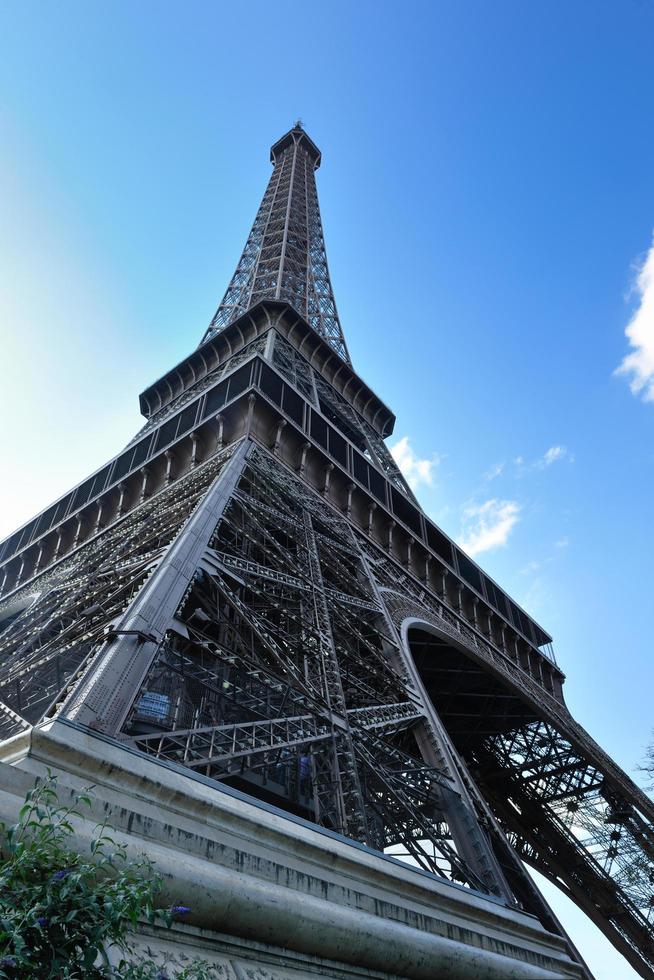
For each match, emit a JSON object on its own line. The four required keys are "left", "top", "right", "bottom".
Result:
{"left": 398, "top": 617, "right": 654, "bottom": 978}
{"left": 394, "top": 618, "right": 559, "bottom": 921}
{"left": 400, "top": 619, "right": 540, "bottom": 759}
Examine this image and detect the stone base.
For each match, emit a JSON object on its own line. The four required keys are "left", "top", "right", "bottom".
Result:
{"left": 0, "top": 720, "right": 586, "bottom": 979}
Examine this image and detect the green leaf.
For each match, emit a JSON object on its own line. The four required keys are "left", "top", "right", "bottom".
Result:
{"left": 0, "top": 774, "right": 175, "bottom": 977}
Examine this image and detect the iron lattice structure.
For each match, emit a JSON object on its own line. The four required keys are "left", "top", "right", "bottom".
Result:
{"left": 202, "top": 125, "right": 350, "bottom": 363}
{"left": 1, "top": 123, "right": 653, "bottom": 978}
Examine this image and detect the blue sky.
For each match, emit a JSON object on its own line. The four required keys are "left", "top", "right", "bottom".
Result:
{"left": 1, "top": 3, "right": 653, "bottom": 975}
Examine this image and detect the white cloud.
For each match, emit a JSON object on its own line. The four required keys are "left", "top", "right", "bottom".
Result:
{"left": 554, "top": 536, "right": 569, "bottom": 549}
{"left": 484, "top": 462, "right": 505, "bottom": 482}
{"left": 543, "top": 445, "right": 566, "bottom": 465}
{"left": 390, "top": 436, "right": 439, "bottom": 490}
{"left": 458, "top": 499, "right": 521, "bottom": 557}
{"left": 616, "top": 234, "right": 654, "bottom": 401}
{"left": 512, "top": 447, "right": 574, "bottom": 475}
{"left": 536, "top": 445, "right": 573, "bottom": 469}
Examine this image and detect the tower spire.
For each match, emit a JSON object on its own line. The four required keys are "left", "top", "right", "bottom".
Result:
{"left": 202, "top": 125, "right": 350, "bottom": 363}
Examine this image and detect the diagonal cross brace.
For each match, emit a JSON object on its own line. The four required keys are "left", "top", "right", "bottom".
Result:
{"left": 62, "top": 442, "right": 251, "bottom": 735}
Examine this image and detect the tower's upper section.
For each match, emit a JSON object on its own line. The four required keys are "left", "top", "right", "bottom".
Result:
{"left": 201, "top": 124, "right": 350, "bottom": 363}
{"left": 270, "top": 123, "right": 321, "bottom": 168}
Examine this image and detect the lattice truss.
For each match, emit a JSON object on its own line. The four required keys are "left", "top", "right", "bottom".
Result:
{"left": 471, "top": 724, "right": 654, "bottom": 971}
{"left": 0, "top": 451, "right": 235, "bottom": 742}
{"left": 3, "top": 117, "right": 654, "bottom": 980}
{"left": 122, "top": 446, "right": 501, "bottom": 894}
{"left": 2, "top": 434, "right": 654, "bottom": 971}
{"left": 357, "top": 542, "right": 654, "bottom": 973}
{"left": 202, "top": 128, "right": 350, "bottom": 363}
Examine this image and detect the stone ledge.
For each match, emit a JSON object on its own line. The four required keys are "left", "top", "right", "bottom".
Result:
{"left": 0, "top": 720, "right": 586, "bottom": 979}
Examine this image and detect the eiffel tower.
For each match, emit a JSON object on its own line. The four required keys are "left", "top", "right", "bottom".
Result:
{"left": 0, "top": 124, "right": 652, "bottom": 979}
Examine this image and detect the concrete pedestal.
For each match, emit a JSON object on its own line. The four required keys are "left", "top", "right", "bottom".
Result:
{"left": 0, "top": 720, "right": 585, "bottom": 979}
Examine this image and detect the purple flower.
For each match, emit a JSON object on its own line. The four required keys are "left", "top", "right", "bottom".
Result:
{"left": 1, "top": 957, "right": 16, "bottom": 967}
{"left": 35, "top": 916, "right": 48, "bottom": 927}
{"left": 52, "top": 869, "right": 69, "bottom": 881}
{"left": 155, "top": 972, "right": 169, "bottom": 980}
{"left": 170, "top": 904, "right": 191, "bottom": 915}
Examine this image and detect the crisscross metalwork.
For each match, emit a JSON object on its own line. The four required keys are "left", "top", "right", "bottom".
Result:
{"left": 202, "top": 125, "right": 350, "bottom": 363}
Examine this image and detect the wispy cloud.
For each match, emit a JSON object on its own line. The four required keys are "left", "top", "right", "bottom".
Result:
{"left": 536, "top": 445, "right": 573, "bottom": 468}
{"left": 390, "top": 436, "right": 439, "bottom": 490}
{"left": 616, "top": 233, "right": 654, "bottom": 401}
{"left": 484, "top": 462, "right": 505, "bottom": 482}
{"left": 458, "top": 499, "right": 521, "bottom": 557}
{"left": 543, "top": 445, "right": 566, "bottom": 466}
{"left": 520, "top": 536, "right": 569, "bottom": 587}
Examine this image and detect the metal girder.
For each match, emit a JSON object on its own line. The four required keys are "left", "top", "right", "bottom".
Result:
{"left": 299, "top": 507, "right": 369, "bottom": 840}
{"left": 63, "top": 441, "right": 250, "bottom": 734}
{"left": 0, "top": 451, "right": 238, "bottom": 733}
{"left": 130, "top": 702, "right": 423, "bottom": 765}
{"left": 202, "top": 125, "right": 350, "bottom": 364}
{"left": 468, "top": 721, "right": 654, "bottom": 978}
{"left": 131, "top": 713, "right": 333, "bottom": 767}
{"left": 2, "top": 420, "right": 650, "bottom": 974}
{"left": 347, "top": 701, "right": 424, "bottom": 733}
{"left": 115, "top": 445, "right": 515, "bottom": 900}
{"left": 0, "top": 700, "right": 30, "bottom": 740}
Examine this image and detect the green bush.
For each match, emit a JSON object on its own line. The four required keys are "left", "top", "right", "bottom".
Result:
{"left": 0, "top": 773, "right": 208, "bottom": 979}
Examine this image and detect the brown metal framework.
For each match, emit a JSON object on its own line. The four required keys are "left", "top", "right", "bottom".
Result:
{"left": 201, "top": 124, "right": 350, "bottom": 363}
{"left": 0, "top": 124, "right": 652, "bottom": 978}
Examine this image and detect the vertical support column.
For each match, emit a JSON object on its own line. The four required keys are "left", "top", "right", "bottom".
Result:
{"left": 116, "top": 482, "right": 127, "bottom": 519}
{"left": 215, "top": 415, "right": 224, "bottom": 452}
{"left": 366, "top": 501, "right": 376, "bottom": 536}
{"left": 93, "top": 500, "right": 104, "bottom": 536}
{"left": 139, "top": 467, "right": 150, "bottom": 504}
{"left": 189, "top": 433, "right": 200, "bottom": 469}
{"left": 272, "top": 419, "right": 287, "bottom": 456}
{"left": 345, "top": 483, "right": 356, "bottom": 520}
{"left": 163, "top": 451, "right": 175, "bottom": 488}
{"left": 321, "top": 463, "right": 334, "bottom": 497}
{"left": 301, "top": 510, "right": 369, "bottom": 843}
{"left": 63, "top": 441, "right": 251, "bottom": 736}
